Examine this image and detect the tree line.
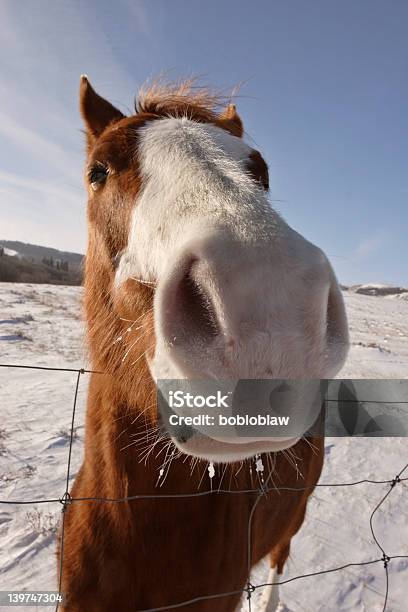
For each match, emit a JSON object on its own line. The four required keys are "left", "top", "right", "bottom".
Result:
{"left": 41, "top": 256, "right": 70, "bottom": 271}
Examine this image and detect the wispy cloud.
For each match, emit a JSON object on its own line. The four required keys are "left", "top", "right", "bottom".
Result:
{"left": 121, "top": 0, "right": 152, "bottom": 37}
{"left": 0, "top": 0, "right": 149, "bottom": 251}
{"left": 0, "top": 170, "right": 82, "bottom": 203}
{"left": 0, "top": 169, "right": 85, "bottom": 251}
{"left": 353, "top": 233, "right": 389, "bottom": 261}
{"left": 0, "top": 113, "right": 81, "bottom": 185}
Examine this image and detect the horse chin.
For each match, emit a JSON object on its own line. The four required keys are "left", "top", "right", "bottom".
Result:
{"left": 170, "top": 434, "right": 301, "bottom": 463}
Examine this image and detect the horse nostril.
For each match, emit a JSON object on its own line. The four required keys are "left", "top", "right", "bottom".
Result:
{"left": 269, "top": 383, "right": 292, "bottom": 415}
{"left": 324, "top": 280, "right": 349, "bottom": 369}
{"left": 176, "top": 426, "right": 195, "bottom": 444}
{"left": 326, "top": 282, "right": 343, "bottom": 342}
{"left": 170, "top": 260, "right": 219, "bottom": 343}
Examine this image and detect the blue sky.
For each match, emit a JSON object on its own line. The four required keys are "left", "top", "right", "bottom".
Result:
{"left": 0, "top": 0, "right": 406, "bottom": 285}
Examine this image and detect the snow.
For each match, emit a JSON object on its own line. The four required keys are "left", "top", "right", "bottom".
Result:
{"left": 2, "top": 248, "right": 20, "bottom": 257}
{"left": 355, "top": 284, "right": 397, "bottom": 290}
{"left": 0, "top": 283, "right": 407, "bottom": 611}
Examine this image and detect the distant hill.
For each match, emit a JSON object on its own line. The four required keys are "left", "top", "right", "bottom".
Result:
{"left": 0, "top": 240, "right": 84, "bottom": 285}
{"left": 0, "top": 240, "right": 83, "bottom": 269}
{"left": 347, "top": 283, "right": 408, "bottom": 297}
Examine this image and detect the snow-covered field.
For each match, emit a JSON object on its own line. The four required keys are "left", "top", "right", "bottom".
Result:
{"left": 0, "top": 283, "right": 407, "bottom": 611}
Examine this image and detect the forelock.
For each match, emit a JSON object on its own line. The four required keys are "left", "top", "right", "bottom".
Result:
{"left": 135, "top": 77, "right": 234, "bottom": 123}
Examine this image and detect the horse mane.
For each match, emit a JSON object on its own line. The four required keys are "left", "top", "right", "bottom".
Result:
{"left": 135, "top": 77, "right": 237, "bottom": 123}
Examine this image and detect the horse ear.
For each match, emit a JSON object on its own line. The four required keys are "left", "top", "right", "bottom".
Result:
{"left": 79, "top": 75, "right": 125, "bottom": 144}
{"left": 217, "top": 103, "right": 244, "bottom": 138}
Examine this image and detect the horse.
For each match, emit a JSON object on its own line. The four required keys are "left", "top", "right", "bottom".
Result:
{"left": 58, "top": 76, "right": 349, "bottom": 611}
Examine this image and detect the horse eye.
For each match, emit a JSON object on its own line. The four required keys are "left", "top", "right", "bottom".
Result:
{"left": 112, "top": 251, "right": 122, "bottom": 270}
{"left": 88, "top": 164, "right": 108, "bottom": 190}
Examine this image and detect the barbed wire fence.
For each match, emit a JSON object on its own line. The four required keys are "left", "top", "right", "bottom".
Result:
{"left": 0, "top": 362, "right": 407, "bottom": 612}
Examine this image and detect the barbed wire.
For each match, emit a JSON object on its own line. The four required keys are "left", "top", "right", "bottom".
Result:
{"left": 0, "top": 362, "right": 407, "bottom": 612}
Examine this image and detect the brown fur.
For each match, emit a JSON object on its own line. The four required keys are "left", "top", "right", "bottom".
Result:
{"left": 58, "top": 77, "right": 324, "bottom": 611}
